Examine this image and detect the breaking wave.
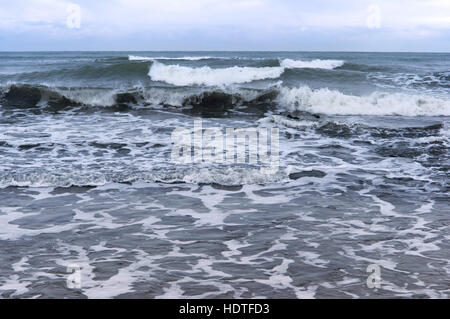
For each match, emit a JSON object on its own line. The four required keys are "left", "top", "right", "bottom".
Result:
{"left": 147, "top": 59, "right": 345, "bottom": 86}
{"left": 2, "top": 83, "right": 450, "bottom": 117}
{"left": 277, "top": 86, "right": 450, "bottom": 116}
{"left": 0, "top": 84, "right": 277, "bottom": 110}
{"left": 148, "top": 61, "right": 285, "bottom": 86}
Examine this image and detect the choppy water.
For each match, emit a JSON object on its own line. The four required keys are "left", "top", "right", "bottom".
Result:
{"left": 0, "top": 52, "right": 449, "bottom": 298}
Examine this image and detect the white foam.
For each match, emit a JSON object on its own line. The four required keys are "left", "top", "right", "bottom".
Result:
{"left": 148, "top": 61, "right": 284, "bottom": 86}
{"left": 277, "top": 86, "right": 450, "bottom": 116}
{"left": 0, "top": 166, "right": 287, "bottom": 188}
{"left": 280, "top": 59, "right": 344, "bottom": 70}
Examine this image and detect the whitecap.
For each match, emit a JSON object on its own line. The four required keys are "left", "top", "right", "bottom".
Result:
{"left": 280, "top": 58, "right": 344, "bottom": 70}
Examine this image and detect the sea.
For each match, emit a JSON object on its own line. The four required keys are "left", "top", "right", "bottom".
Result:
{"left": 0, "top": 51, "right": 448, "bottom": 298}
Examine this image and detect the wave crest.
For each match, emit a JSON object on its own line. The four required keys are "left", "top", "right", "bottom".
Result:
{"left": 129, "top": 55, "right": 214, "bottom": 61}
{"left": 277, "top": 86, "right": 450, "bottom": 116}
{"left": 148, "top": 59, "right": 344, "bottom": 86}
{"left": 148, "top": 61, "right": 284, "bottom": 86}
{"left": 280, "top": 59, "right": 344, "bottom": 70}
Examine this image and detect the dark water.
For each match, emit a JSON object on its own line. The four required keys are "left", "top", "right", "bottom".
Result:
{"left": 0, "top": 52, "right": 449, "bottom": 298}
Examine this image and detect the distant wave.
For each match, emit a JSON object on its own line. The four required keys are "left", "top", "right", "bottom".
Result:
{"left": 277, "top": 86, "right": 450, "bottom": 116}
{"left": 129, "top": 55, "right": 215, "bottom": 61}
{"left": 147, "top": 59, "right": 345, "bottom": 86}
{"left": 148, "top": 61, "right": 284, "bottom": 86}
{"left": 3, "top": 58, "right": 347, "bottom": 87}
{"left": 280, "top": 59, "right": 344, "bottom": 70}
{"left": 369, "top": 71, "right": 450, "bottom": 91}
{"left": 130, "top": 55, "right": 346, "bottom": 70}
{"left": 1, "top": 61, "right": 150, "bottom": 83}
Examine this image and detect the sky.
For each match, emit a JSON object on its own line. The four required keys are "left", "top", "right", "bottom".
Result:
{"left": 0, "top": 0, "right": 449, "bottom": 51}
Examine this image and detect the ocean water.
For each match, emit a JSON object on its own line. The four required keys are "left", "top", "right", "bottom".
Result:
{"left": 0, "top": 51, "right": 448, "bottom": 298}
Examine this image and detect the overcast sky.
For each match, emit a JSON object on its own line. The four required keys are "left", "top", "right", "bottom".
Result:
{"left": 0, "top": 0, "right": 449, "bottom": 51}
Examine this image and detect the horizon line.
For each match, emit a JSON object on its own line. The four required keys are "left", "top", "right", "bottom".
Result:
{"left": 0, "top": 50, "right": 449, "bottom": 54}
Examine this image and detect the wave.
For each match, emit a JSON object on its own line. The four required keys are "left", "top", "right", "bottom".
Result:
{"left": 339, "top": 62, "right": 392, "bottom": 72}
{"left": 148, "top": 61, "right": 285, "bottom": 86}
{"left": 280, "top": 59, "right": 344, "bottom": 70}
{"left": 0, "top": 84, "right": 278, "bottom": 111}
{"left": 3, "top": 83, "right": 450, "bottom": 117}
{"left": 0, "top": 84, "right": 119, "bottom": 108}
{"left": 2, "top": 61, "right": 150, "bottom": 84}
{"left": 131, "top": 56, "right": 345, "bottom": 70}
{"left": 147, "top": 59, "right": 345, "bottom": 86}
{"left": 277, "top": 86, "right": 450, "bottom": 116}
{"left": 369, "top": 72, "right": 450, "bottom": 90}
{"left": 3, "top": 58, "right": 348, "bottom": 88}
{"left": 129, "top": 55, "right": 215, "bottom": 61}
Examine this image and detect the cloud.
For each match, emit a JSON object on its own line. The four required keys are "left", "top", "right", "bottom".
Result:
{"left": 1, "top": 0, "right": 449, "bottom": 51}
